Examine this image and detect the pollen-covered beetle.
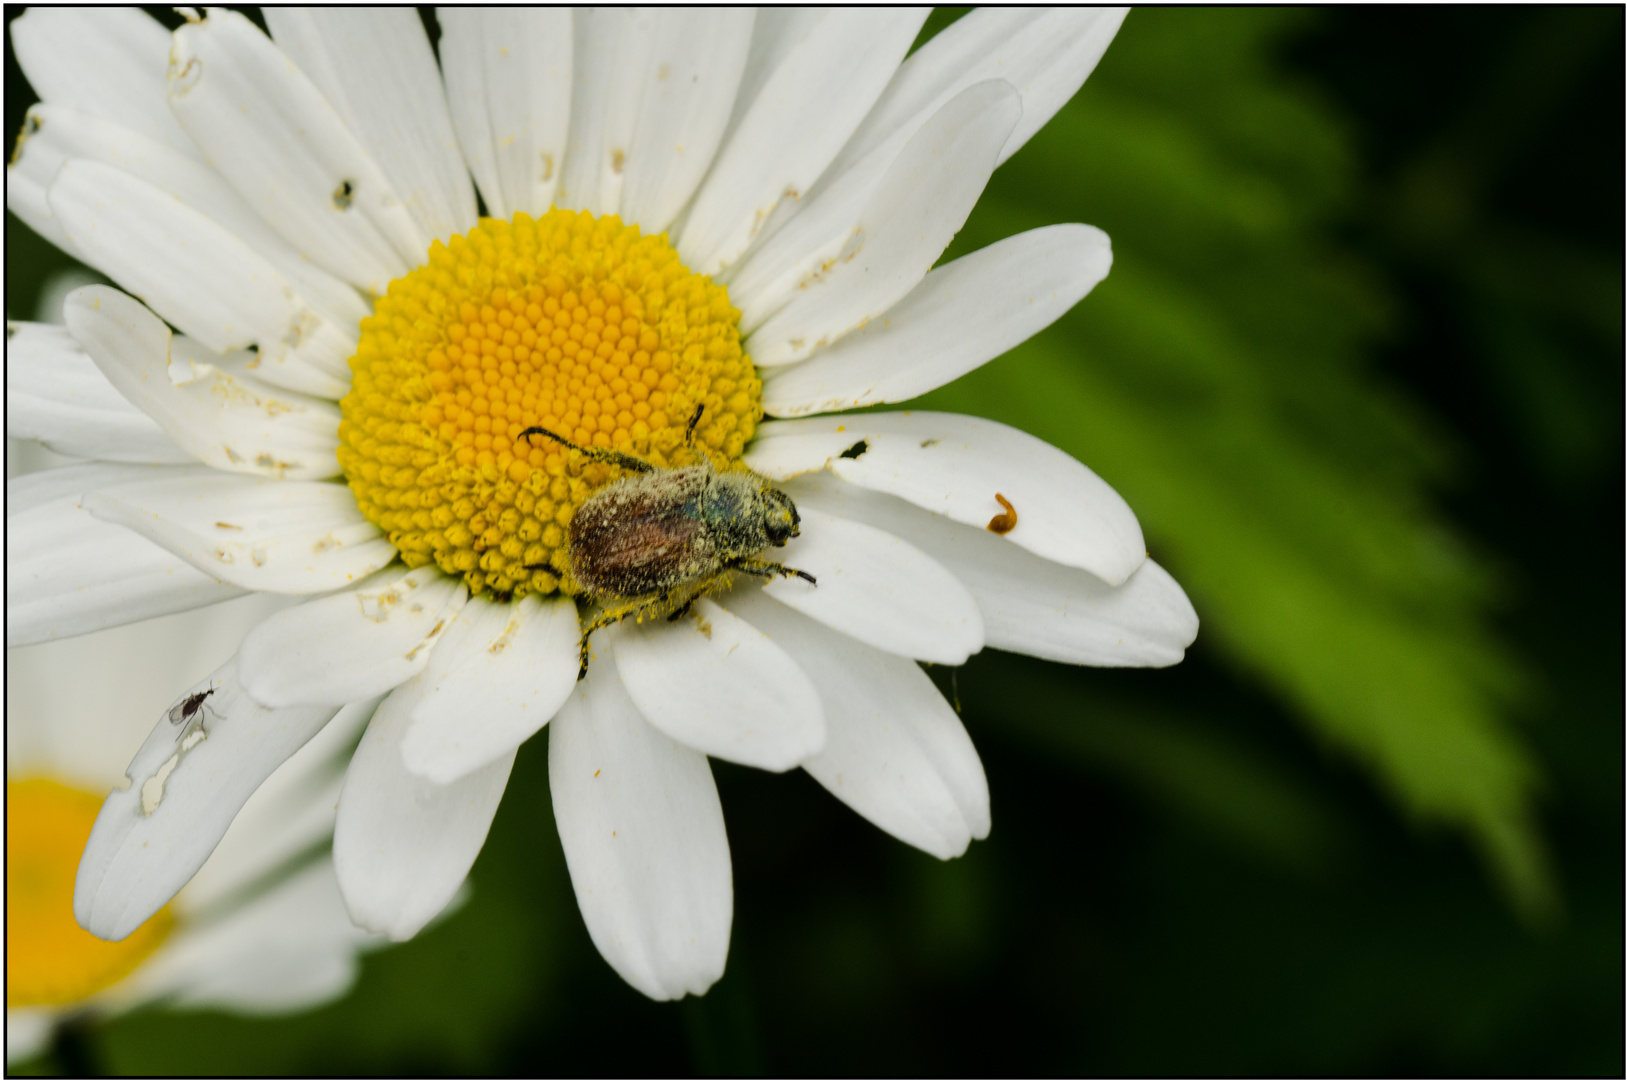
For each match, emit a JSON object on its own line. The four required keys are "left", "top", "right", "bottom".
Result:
{"left": 520, "top": 406, "right": 815, "bottom": 678}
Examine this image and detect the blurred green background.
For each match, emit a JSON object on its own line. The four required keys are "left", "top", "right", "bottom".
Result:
{"left": 6, "top": 7, "right": 1622, "bottom": 1075}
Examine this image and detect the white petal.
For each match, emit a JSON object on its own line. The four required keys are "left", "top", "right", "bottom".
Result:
{"left": 265, "top": 8, "right": 476, "bottom": 244}
{"left": 74, "top": 660, "right": 341, "bottom": 942}
{"left": 719, "top": 586, "right": 988, "bottom": 859}
{"left": 438, "top": 7, "right": 572, "bottom": 220}
{"left": 611, "top": 597, "right": 825, "bottom": 771}
{"left": 7, "top": 464, "right": 246, "bottom": 647}
{"left": 81, "top": 470, "right": 396, "bottom": 594}
{"left": 5, "top": 319, "right": 192, "bottom": 464}
{"left": 749, "top": 411, "right": 1147, "bottom": 586}
{"left": 13, "top": 102, "right": 369, "bottom": 331}
{"left": 237, "top": 567, "right": 466, "bottom": 707}
{"left": 123, "top": 859, "right": 378, "bottom": 1015}
{"left": 830, "top": 8, "right": 1126, "bottom": 176}
{"left": 678, "top": 9, "right": 928, "bottom": 277}
{"left": 63, "top": 287, "right": 342, "bottom": 480}
{"left": 728, "top": 6, "right": 1125, "bottom": 327}
{"left": 762, "top": 224, "right": 1113, "bottom": 415}
{"left": 721, "top": 135, "right": 887, "bottom": 330}
{"left": 7, "top": 109, "right": 91, "bottom": 261}
{"left": 982, "top": 556, "right": 1198, "bottom": 667}
{"left": 721, "top": 8, "right": 828, "bottom": 138}
{"left": 4, "top": 461, "right": 150, "bottom": 516}
{"left": 5, "top": 1009, "right": 55, "bottom": 1065}
{"left": 174, "top": 700, "right": 365, "bottom": 915}
{"left": 48, "top": 163, "right": 354, "bottom": 399}
{"left": 169, "top": 8, "right": 425, "bottom": 292}
{"left": 756, "top": 508, "right": 983, "bottom": 665}
{"left": 787, "top": 472, "right": 1198, "bottom": 666}
{"left": 400, "top": 594, "right": 579, "bottom": 784}
{"left": 616, "top": 9, "right": 755, "bottom": 236}
{"left": 746, "top": 79, "right": 1020, "bottom": 364}
{"left": 557, "top": 9, "right": 655, "bottom": 217}
{"left": 31, "top": 269, "right": 101, "bottom": 326}
{"left": 9, "top": 8, "right": 197, "bottom": 157}
{"left": 549, "top": 652, "right": 731, "bottom": 1000}
{"left": 5, "top": 460, "right": 159, "bottom": 516}
{"left": 334, "top": 683, "right": 515, "bottom": 941}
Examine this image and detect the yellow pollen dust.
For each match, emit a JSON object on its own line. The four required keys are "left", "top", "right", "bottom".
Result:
{"left": 7, "top": 778, "right": 175, "bottom": 1008}
{"left": 339, "top": 209, "right": 762, "bottom": 599}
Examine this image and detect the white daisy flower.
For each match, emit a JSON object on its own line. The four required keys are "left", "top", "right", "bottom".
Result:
{"left": 5, "top": 594, "right": 381, "bottom": 1065}
{"left": 7, "top": 6, "right": 1198, "bottom": 1001}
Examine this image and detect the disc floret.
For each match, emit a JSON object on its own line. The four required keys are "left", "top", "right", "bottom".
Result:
{"left": 338, "top": 209, "right": 763, "bottom": 598}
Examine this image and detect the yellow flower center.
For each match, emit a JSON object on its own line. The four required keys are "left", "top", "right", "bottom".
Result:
{"left": 7, "top": 778, "right": 175, "bottom": 1008}
{"left": 338, "top": 209, "right": 762, "bottom": 599}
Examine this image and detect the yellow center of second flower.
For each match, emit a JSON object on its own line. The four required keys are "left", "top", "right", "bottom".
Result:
{"left": 339, "top": 209, "right": 762, "bottom": 599}
{"left": 7, "top": 778, "right": 175, "bottom": 1008}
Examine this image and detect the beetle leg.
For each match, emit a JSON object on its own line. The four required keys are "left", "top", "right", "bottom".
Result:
{"left": 728, "top": 559, "right": 817, "bottom": 586}
{"left": 518, "top": 426, "right": 654, "bottom": 474}
{"left": 576, "top": 593, "right": 673, "bottom": 679}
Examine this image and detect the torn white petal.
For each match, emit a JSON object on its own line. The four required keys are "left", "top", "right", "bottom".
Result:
{"left": 74, "top": 661, "right": 341, "bottom": 942}
{"left": 176, "top": 696, "right": 375, "bottom": 915}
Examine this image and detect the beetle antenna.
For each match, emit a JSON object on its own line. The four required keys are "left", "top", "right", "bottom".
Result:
{"left": 518, "top": 425, "right": 582, "bottom": 453}
{"left": 519, "top": 426, "right": 655, "bottom": 474}
{"left": 684, "top": 404, "right": 705, "bottom": 448}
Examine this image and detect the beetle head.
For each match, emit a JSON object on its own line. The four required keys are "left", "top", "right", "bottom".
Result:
{"left": 761, "top": 487, "right": 801, "bottom": 547}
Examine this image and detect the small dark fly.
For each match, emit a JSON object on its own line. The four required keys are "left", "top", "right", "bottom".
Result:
{"left": 167, "top": 686, "right": 219, "bottom": 740}
{"left": 520, "top": 405, "right": 816, "bottom": 678}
